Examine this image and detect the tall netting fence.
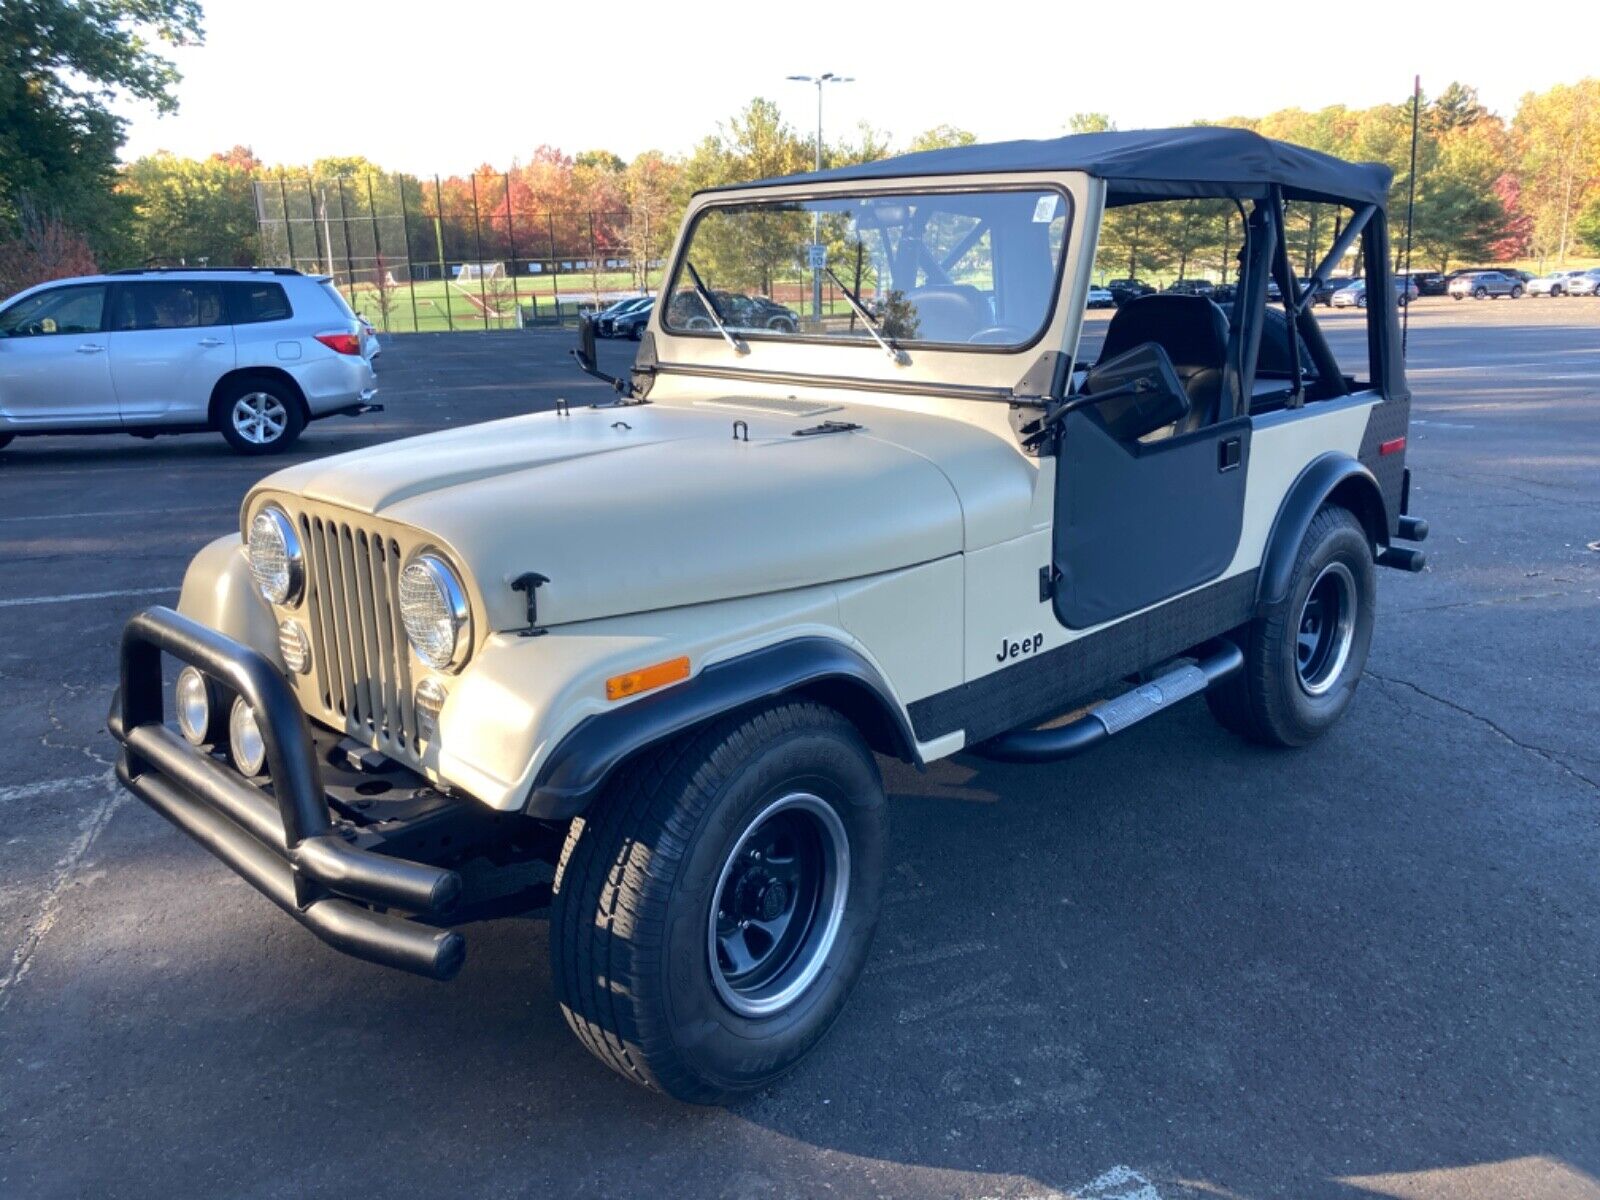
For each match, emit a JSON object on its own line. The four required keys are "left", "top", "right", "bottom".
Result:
{"left": 253, "top": 174, "right": 670, "bottom": 332}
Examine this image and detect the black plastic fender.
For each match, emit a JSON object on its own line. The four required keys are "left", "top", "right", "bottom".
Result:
{"left": 1257, "top": 452, "right": 1389, "bottom": 608}
{"left": 524, "top": 637, "right": 918, "bottom": 819}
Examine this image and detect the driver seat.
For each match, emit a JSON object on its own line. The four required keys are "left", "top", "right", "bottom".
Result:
{"left": 1094, "top": 294, "right": 1229, "bottom": 434}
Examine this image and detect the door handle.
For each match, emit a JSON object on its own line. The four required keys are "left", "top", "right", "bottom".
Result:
{"left": 1218, "top": 436, "right": 1243, "bottom": 472}
{"left": 198, "top": 337, "right": 226, "bottom": 347}
{"left": 76, "top": 343, "right": 106, "bottom": 354}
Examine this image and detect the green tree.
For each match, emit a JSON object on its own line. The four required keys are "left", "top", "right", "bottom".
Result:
{"left": 907, "top": 125, "right": 976, "bottom": 152}
{"left": 0, "top": 0, "right": 204, "bottom": 254}
{"left": 120, "top": 150, "right": 261, "bottom": 266}
{"left": 1514, "top": 79, "right": 1600, "bottom": 266}
{"left": 1410, "top": 125, "right": 1509, "bottom": 272}
{"left": 1067, "top": 113, "right": 1115, "bottom": 134}
{"left": 1576, "top": 193, "right": 1600, "bottom": 254}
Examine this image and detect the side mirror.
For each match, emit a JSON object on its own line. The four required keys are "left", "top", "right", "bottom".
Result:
{"left": 570, "top": 313, "right": 633, "bottom": 397}
{"left": 575, "top": 314, "right": 598, "bottom": 374}
{"left": 1081, "top": 341, "right": 1190, "bottom": 441}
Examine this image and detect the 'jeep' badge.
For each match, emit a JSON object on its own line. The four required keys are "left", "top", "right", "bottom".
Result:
{"left": 997, "top": 633, "right": 1044, "bottom": 662}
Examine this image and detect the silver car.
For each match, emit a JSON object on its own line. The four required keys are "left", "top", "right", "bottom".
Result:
{"left": 0, "top": 268, "right": 380, "bottom": 456}
{"left": 1448, "top": 271, "right": 1523, "bottom": 300}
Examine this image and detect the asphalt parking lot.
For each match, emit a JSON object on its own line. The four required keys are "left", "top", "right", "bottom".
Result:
{"left": 2, "top": 300, "right": 1598, "bottom": 1199}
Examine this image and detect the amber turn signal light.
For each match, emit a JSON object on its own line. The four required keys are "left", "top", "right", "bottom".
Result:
{"left": 606, "top": 656, "right": 690, "bottom": 701}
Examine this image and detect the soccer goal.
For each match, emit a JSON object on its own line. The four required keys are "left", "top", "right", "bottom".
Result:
{"left": 456, "top": 261, "right": 505, "bottom": 283}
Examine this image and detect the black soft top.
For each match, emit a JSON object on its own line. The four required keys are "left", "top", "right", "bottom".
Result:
{"left": 724, "top": 126, "right": 1392, "bottom": 209}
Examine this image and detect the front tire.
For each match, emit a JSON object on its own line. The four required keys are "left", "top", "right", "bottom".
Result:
{"left": 0, "top": 433, "right": 13, "bottom": 453}
{"left": 1207, "top": 505, "right": 1376, "bottom": 747}
{"left": 215, "top": 377, "right": 304, "bottom": 455}
{"left": 550, "top": 700, "right": 886, "bottom": 1103}
{"left": 1510, "top": 285, "right": 1524, "bottom": 298}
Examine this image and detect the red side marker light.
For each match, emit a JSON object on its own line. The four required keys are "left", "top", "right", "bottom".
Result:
{"left": 1379, "top": 436, "right": 1407, "bottom": 456}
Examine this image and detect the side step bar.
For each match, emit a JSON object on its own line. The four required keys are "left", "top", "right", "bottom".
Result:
{"left": 971, "top": 640, "right": 1245, "bottom": 764}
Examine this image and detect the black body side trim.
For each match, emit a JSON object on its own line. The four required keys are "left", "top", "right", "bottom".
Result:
{"left": 1357, "top": 397, "right": 1411, "bottom": 537}
{"left": 908, "top": 570, "right": 1258, "bottom": 745}
{"left": 525, "top": 638, "right": 918, "bottom": 819}
{"left": 1257, "top": 453, "right": 1387, "bottom": 607}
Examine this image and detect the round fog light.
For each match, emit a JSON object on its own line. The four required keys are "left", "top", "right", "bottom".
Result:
{"left": 278, "top": 618, "right": 311, "bottom": 675}
{"left": 175, "top": 667, "right": 215, "bottom": 746}
{"left": 228, "top": 697, "right": 267, "bottom": 776}
{"left": 414, "top": 677, "right": 448, "bottom": 742}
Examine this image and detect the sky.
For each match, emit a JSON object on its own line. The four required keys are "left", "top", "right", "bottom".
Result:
{"left": 116, "top": 0, "right": 1600, "bottom": 174}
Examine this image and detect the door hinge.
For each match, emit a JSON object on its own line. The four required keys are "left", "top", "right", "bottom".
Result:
{"left": 1039, "top": 565, "right": 1059, "bottom": 602}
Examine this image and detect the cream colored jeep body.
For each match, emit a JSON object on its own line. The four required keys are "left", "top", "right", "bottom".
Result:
{"left": 112, "top": 129, "right": 1427, "bottom": 1102}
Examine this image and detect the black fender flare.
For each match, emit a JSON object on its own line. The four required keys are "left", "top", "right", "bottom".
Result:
{"left": 1257, "top": 452, "right": 1389, "bottom": 608}
{"left": 523, "top": 637, "right": 918, "bottom": 819}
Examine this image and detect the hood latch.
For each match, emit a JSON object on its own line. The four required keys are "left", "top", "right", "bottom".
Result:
{"left": 511, "top": 572, "right": 550, "bottom": 638}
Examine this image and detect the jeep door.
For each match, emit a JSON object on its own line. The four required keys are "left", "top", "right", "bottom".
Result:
{"left": 0, "top": 283, "right": 120, "bottom": 429}
{"left": 107, "top": 280, "right": 237, "bottom": 426}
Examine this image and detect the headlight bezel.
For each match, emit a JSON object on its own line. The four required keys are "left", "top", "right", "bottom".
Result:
{"left": 398, "top": 550, "right": 473, "bottom": 672}
{"left": 247, "top": 505, "right": 305, "bottom": 607}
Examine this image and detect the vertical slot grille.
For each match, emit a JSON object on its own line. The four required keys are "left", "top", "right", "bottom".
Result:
{"left": 299, "top": 514, "right": 416, "bottom": 753}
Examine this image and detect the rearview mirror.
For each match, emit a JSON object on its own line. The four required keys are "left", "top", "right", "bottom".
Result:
{"left": 1081, "top": 341, "right": 1189, "bottom": 441}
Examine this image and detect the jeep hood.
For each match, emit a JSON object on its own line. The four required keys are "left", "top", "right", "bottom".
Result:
{"left": 252, "top": 399, "right": 1035, "bottom": 631}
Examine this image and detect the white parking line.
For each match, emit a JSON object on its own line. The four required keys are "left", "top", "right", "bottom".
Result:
{"left": 0, "top": 586, "right": 177, "bottom": 609}
{"left": 0, "top": 773, "right": 111, "bottom": 805}
{"left": 0, "top": 504, "right": 226, "bottom": 525}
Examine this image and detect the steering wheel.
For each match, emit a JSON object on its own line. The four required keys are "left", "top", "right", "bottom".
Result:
{"left": 967, "top": 325, "right": 1026, "bottom": 345}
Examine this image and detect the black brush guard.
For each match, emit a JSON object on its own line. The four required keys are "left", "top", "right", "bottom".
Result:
{"left": 109, "top": 607, "right": 466, "bottom": 981}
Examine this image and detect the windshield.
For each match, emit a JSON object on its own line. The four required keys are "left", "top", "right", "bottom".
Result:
{"left": 664, "top": 186, "right": 1070, "bottom": 351}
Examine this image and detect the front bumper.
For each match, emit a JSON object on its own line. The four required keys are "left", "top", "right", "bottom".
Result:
{"left": 108, "top": 607, "right": 467, "bottom": 981}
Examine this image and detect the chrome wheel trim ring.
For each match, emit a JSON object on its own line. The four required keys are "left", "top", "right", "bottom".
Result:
{"left": 1296, "top": 561, "right": 1358, "bottom": 697}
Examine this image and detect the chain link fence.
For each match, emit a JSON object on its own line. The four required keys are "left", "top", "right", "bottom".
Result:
{"left": 253, "top": 174, "right": 672, "bottom": 332}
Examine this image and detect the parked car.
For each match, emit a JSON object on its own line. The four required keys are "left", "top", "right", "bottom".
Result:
{"left": 1397, "top": 271, "right": 1446, "bottom": 296}
{"left": 1164, "top": 279, "right": 1216, "bottom": 297}
{"left": 610, "top": 298, "right": 656, "bottom": 339}
{"left": 108, "top": 127, "right": 1425, "bottom": 1104}
{"left": 1310, "top": 275, "right": 1356, "bottom": 306}
{"left": 1086, "top": 286, "right": 1115, "bottom": 308}
{"left": 1567, "top": 269, "right": 1600, "bottom": 297}
{"left": 1448, "top": 270, "right": 1523, "bottom": 300}
{"left": 1331, "top": 277, "right": 1418, "bottom": 308}
{"left": 1104, "top": 277, "right": 1156, "bottom": 305}
{"left": 593, "top": 295, "right": 650, "bottom": 337}
{"left": 669, "top": 290, "right": 800, "bottom": 333}
{"left": 1527, "top": 269, "right": 1588, "bottom": 297}
{"left": 0, "top": 268, "right": 380, "bottom": 455}
{"left": 1211, "top": 282, "right": 1237, "bottom": 305}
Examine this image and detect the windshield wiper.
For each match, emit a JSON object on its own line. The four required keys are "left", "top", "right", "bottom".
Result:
{"left": 683, "top": 260, "right": 748, "bottom": 355}
{"left": 824, "top": 266, "right": 909, "bottom": 365}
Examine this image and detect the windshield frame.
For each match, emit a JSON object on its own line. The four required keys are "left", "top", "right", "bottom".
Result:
{"left": 658, "top": 181, "right": 1076, "bottom": 359}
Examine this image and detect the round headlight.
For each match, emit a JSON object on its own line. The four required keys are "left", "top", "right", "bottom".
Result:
{"left": 228, "top": 697, "right": 267, "bottom": 777}
{"left": 399, "top": 553, "right": 471, "bottom": 671}
{"left": 175, "top": 666, "right": 216, "bottom": 746}
{"left": 247, "top": 507, "right": 304, "bottom": 606}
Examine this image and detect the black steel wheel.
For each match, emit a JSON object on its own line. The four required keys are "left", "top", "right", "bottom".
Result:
{"left": 1207, "top": 504, "right": 1376, "bottom": 747}
{"left": 550, "top": 700, "right": 885, "bottom": 1103}
{"left": 709, "top": 792, "right": 849, "bottom": 1017}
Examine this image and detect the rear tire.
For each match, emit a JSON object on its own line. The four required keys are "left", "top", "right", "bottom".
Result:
{"left": 215, "top": 376, "right": 304, "bottom": 455}
{"left": 1207, "top": 505, "right": 1376, "bottom": 747}
{"left": 1474, "top": 287, "right": 1488, "bottom": 299}
{"left": 550, "top": 700, "right": 886, "bottom": 1103}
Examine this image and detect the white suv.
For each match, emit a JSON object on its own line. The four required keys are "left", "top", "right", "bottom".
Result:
{"left": 0, "top": 268, "right": 380, "bottom": 456}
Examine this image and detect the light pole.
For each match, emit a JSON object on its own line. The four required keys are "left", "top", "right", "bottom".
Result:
{"left": 788, "top": 72, "right": 852, "bottom": 320}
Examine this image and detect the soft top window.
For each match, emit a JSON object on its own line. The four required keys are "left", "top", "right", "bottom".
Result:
{"left": 664, "top": 186, "right": 1070, "bottom": 351}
